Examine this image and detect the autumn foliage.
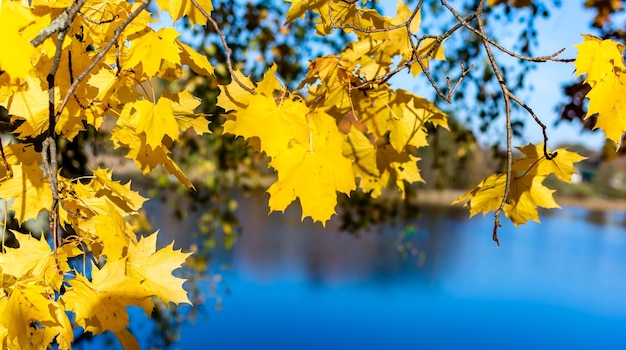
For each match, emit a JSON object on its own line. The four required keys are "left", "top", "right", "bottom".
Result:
{"left": 0, "top": 0, "right": 624, "bottom": 348}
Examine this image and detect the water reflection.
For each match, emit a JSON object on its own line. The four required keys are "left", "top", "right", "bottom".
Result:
{"left": 181, "top": 193, "right": 626, "bottom": 349}
{"left": 84, "top": 189, "right": 626, "bottom": 349}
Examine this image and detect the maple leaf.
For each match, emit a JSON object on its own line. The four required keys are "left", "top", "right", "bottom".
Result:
{"left": 164, "top": 90, "right": 210, "bottom": 135}
{"left": 58, "top": 169, "right": 147, "bottom": 228}
{"left": 267, "top": 110, "right": 355, "bottom": 225}
{"left": 126, "top": 232, "right": 192, "bottom": 305}
{"left": 0, "top": 232, "right": 78, "bottom": 291}
{"left": 371, "top": 89, "right": 447, "bottom": 152}
{"left": 80, "top": 210, "right": 134, "bottom": 261}
{"left": 453, "top": 171, "right": 560, "bottom": 226}
{"left": 453, "top": 173, "right": 506, "bottom": 218}
{"left": 0, "top": 144, "right": 52, "bottom": 224}
{"left": 129, "top": 98, "right": 180, "bottom": 149}
{"left": 124, "top": 28, "right": 182, "bottom": 78}
{"left": 0, "top": 283, "right": 72, "bottom": 349}
{"left": 217, "top": 70, "right": 255, "bottom": 112}
{"left": 62, "top": 260, "right": 151, "bottom": 341}
{"left": 0, "top": 2, "right": 36, "bottom": 79}
{"left": 90, "top": 168, "right": 147, "bottom": 213}
{"left": 285, "top": 0, "right": 326, "bottom": 24}
{"left": 505, "top": 174, "right": 560, "bottom": 225}
{"left": 111, "top": 120, "right": 195, "bottom": 189}
{"left": 453, "top": 143, "right": 583, "bottom": 225}
{"left": 511, "top": 143, "right": 587, "bottom": 182}
{"left": 221, "top": 66, "right": 311, "bottom": 158}
{"left": 228, "top": 95, "right": 310, "bottom": 157}
{"left": 178, "top": 41, "right": 214, "bottom": 76}
{"left": 574, "top": 35, "right": 626, "bottom": 145}
{"left": 5, "top": 75, "right": 51, "bottom": 139}
{"left": 343, "top": 126, "right": 380, "bottom": 181}
{"left": 156, "top": 0, "right": 213, "bottom": 26}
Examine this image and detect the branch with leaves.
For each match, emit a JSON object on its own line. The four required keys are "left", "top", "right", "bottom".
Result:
{"left": 0, "top": 0, "right": 624, "bottom": 347}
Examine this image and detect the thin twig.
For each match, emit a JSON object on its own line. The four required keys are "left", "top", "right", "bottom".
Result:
{"left": 190, "top": 0, "right": 256, "bottom": 94}
{"left": 441, "top": 0, "right": 569, "bottom": 63}
{"left": 507, "top": 93, "right": 556, "bottom": 160}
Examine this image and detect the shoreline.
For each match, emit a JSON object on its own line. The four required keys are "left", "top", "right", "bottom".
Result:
{"left": 417, "top": 189, "right": 626, "bottom": 212}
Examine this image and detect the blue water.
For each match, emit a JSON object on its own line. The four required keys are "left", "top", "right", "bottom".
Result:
{"left": 87, "top": 196, "right": 626, "bottom": 349}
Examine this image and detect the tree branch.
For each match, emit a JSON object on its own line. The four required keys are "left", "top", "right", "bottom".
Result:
{"left": 441, "top": 0, "right": 569, "bottom": 63}
{"left": 30, "top": 0, "right": 87, "bottom": 47}
{"left": 470, "top": 0, "right": 512, "bottom": 246}
{"left": 190, "top": 0, "right": 256, "bottom": 94}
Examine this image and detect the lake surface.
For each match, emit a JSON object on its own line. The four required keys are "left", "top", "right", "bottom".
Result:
{"left": 86, "top": 193, "right": 626, "bottom": 349}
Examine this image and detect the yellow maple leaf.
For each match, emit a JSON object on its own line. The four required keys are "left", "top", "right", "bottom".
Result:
{"left": 511, "top": 143, "right": 587, "bottom": 182}
{"left": 130, "top": 98, "right": 180, "bottom": 149}
{"left": 0, "top": 2, "right": 36, "bottom": 79}
{"left": 124, "top": 27, "right": 182, "bottom": 78}
{"left": 343, "top": 126, "right": 380, "bottom": 180}
{"left": 220, "top": 65, "right": 311, "bottom": 157}
{"left": 574, "top": 35, "right": 626, "bottom": 83}
{"left": 62, "top": 259, "right": 151, "bottom": 339}
{"left": 453, "top": 143, "right": 583, "bottom": 225}
{"left": 0, "top": 232, "right": 78, "bottom": 291}
{"left": 0, "top": 147, "right": 52, "bottom": 224}
{"left": 267, "top": 110, "right": 355, "bottom": 225}
{"left": 111, "top": 120, "right": 195, "bottom": 189}
{"left": 80, "top": 210, "right": 134, "bottom": 261}
{"left": 228, "top": 95, "right": 310, "bottom": 157}
{"left": 285, "top": 0, "right": 326, "bottom": 24}
{"left": 504, "top": 174, "right": 560, "bottom": 225}
{"left": 164, "top": 90, "right": 210, "bottom": 134}
{"left": 91, "top": 168, "right": 147, "bottom": 212}
{"left": 574, "top": 35, "right": 626, "bottom": 145}
{"left": 0, "top": 282, "right": 72, "bottom": 350}
{"left": 372, "top": 89, "right": 447, "bottom": 152}
{"left": 178, "top": 41, "right": 214, "bottom": 76}
{"left": 5, "top": 75, "right": 51, "bottom": 139}
{"left": 126, "top": 232, "right": 192, "bottom": 305}
{"left": 156, "top": 0, "right": 213, "bottom": 26}
{"left": 58, "top": 169, "right": 146, "bottom": 229}
{"left": 217, "top": 70, "right": 255, "bottom": 113}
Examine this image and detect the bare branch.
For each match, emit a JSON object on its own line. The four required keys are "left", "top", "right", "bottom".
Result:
{"left": 507, "top": 93, "right": 556, "bottom": 160}
{"left": 190, "top": 0, "right": 256, "bottom": 94}
{"left": 441, "top": 0, "right": 569, "bottom": 63}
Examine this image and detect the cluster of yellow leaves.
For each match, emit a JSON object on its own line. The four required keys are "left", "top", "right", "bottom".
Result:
{"left": 0, "top": 168, "right": 191, "bottom": 349}
{"left": 0, "top": 0, "right": 213, "bottom": 187}
{"left": 219, "top": 66, "right": 356, "bottom": 224}
{"left": 574, "top": 35, "right": 626, "bottom": 146}
{"left": 453, "top": 143, "right": 586, "bottom": 225}
{"left": 218, "top": 1, "right": 448, "bottom": 225}
{"left": 0, "top": 0, "right": 217, "bottom": 348}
